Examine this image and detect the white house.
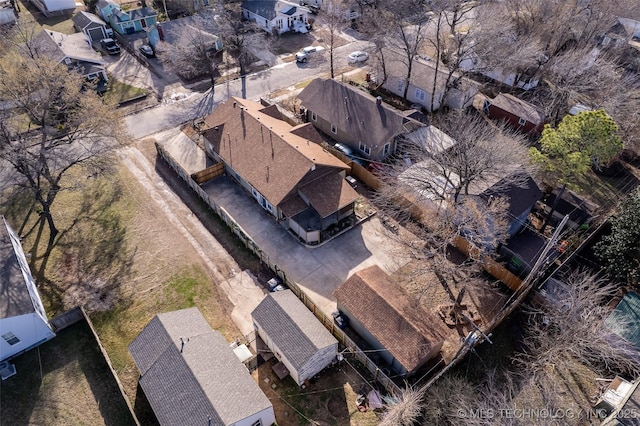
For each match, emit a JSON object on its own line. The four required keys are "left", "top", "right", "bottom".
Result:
{"left": 0, "top": 216, "right": 55, "bottom": 364}
{"left": 251, "top": 290, "right": 338, "bottom": 386}
{"left": 129, "top": 307, "right": 275, "bottom": 426}
{"left": 31, "top": 29, "right": 108, "bottom": 90}
{"left": 28, "top": 0, "right": 75, "bottom": 17}
{"left": 241, "top": 0, "right": 311, "bottom": 34}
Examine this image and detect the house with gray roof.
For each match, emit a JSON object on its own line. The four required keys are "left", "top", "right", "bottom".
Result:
{"left": 251, "top": 290, "right": 338, "bottom": 386}
{"left": 72, "top": 11, "right": 109, "bottom": 44}
{"left": 97, "top": 0, "right": 157, "bottom": 35}
{"left": 298, "top": 78, "right": 425, "bottom": 162}
{"left": 32, "top": 29, "right": 108, "bottom": 85}
{"left": 377, "top": 48, "right": 480, "bottom": 113}
{"left": 242, "top": 0, "right": 311, "bottom": 34}
{"left": 1, "top": 216, "right": 55, "bottom": 364}
{"left": 129, "top": 307, "right": 275, "bottom": 426}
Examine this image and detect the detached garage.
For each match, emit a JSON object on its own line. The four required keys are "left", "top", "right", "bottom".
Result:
{"left": 251, "top": 290, "right": 338, "bottom": 387}
{"left": 73, "top": 11, "right": 109, "bottom": 44}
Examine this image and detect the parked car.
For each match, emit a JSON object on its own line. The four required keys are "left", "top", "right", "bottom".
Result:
{"left": 333, "top": 143, "right": 365, "bottom": 166}
{"left": 267, "top": 277, "right": 286, "bottom": 292}
{"left": 296, "top": 46, "right": 318, "bottom": 63}
{"left": 100, "top": 38, "right": 120, "bottom": 55}
{"left": 332, "top": 310, "right": 349, "bottom": 329}
{"left": 347, "top": 51, "right": 368, "bottom": 64}
{"left": 139, "top": 44, "right": 155, "bottom": 58}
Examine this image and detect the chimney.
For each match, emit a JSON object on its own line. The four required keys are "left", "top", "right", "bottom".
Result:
{"left": 376, "top": 96, "right": 382, "bottom": 106}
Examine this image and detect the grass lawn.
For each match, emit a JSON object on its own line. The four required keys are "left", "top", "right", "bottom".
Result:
{"left": 15, "top": 0, "right": 77, "bottom": 34}
{"left": 103, "top": 78, "right": 148, "bottom": 105}
{"left": 0, "top": 163, "right": 240, "bottom": 414}
{"left": 0, "top": 320, "right": 136, "bottom": 425}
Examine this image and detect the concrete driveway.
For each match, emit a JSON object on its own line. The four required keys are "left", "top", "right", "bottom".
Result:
{"left": 201, "top": 170, "right": 411, "bottom": 316}
{"left": 156, "top": 128, "right": 412, "bottom": 316}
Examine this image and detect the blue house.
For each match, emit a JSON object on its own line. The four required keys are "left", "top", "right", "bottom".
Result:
{"left": 97, "top": 0, "right": 157, "bottom": 35}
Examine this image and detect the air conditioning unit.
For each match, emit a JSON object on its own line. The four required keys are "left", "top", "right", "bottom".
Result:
{"left": 0, "top": 361, "right": 17, "bottom": 380}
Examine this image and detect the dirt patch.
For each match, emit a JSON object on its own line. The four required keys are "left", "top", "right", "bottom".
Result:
{"left": 253, "top": 358, "right": 380, "bottom": 425}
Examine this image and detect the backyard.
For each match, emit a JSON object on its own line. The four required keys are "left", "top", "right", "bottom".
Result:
{"left": 0, "top": 319, "right": 136, "bottom": 425}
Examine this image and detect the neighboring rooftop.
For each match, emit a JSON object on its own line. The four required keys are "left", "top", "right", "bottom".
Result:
{"left": 203, "top": 97, "right": 355, "bottom": 209}
{"left": 129, "top": 307, "right": 273, "bottom": 426}
{"left": 251, "top": 290, "right": 338, "bottom": 371}
{"left": 333, "top": 265, "right": 450, "bottom": 373}
{"left": 72, "top": 11, "right": 107, "bottom": 29}
{"left": 491, "top": 93, "right": 546, "bottom": 125}
{"left": 298, "top": 78, "right": 424, "bottom": 149}
{"left": 0, "top": 216, "right": 37, "bottom": 319}
{"left": 32, "top": 29, "right": 106, "bottom": 65}
{"left": 606, "top": 292, "right": 640, "bottom": 349}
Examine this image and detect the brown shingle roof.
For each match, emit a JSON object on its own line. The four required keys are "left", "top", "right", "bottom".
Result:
{"left": 299, "top": 173, "right": 355, "bottom": 218}
{"left": 333, "top": 265, "right": 449, "bottom": 373}
{"left": 491, "top": 93, "right": 545, "bottom": 125}
{"left": 203, "top": 98, "right": 353, "bottom": 209}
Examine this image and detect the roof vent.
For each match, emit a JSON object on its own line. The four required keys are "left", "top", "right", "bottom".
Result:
{"left": 311, "top": 164, "right": 316, "bottom": 171}
{"left": 376, "top": 96, "right": 382, "bottom": 106}
{"left": 233, "top": 101, "right": 237, "bottom": 108}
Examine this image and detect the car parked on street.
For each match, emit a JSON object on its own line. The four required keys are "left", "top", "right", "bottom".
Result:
{"left": 139, "top": 44, "right": 155, "bottom": 58}
{"left": 100, "top": 38, "right": 120, "bottom": 55}
{"left": 347, "top": 51, "right": 368, "bottom": 64}
{"left": 296, "top": 46, "right": 318, "bottom": 63}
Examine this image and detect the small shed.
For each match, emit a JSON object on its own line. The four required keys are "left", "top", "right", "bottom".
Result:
{"left": 333, "top": 265, "right": 449, "bottom": 376}
{"left": 72, "top": 11, "right": 109, "bottom": 44}
{"left": 484, "top": 93, "right": 546, "bottom": 134}
{"left": 129, "top": 307, "right": 275, "bottom": 426}
{"left": 251, "top": 290, "right": 338, "bottom": 386}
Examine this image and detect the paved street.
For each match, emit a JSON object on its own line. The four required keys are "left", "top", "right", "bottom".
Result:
{"left": 122, "top": 38, "right": 373, "bottom": 139}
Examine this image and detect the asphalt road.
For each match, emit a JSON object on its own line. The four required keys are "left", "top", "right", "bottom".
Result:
{"left": 124, "top": 39, "right": 372, "bottom": 139}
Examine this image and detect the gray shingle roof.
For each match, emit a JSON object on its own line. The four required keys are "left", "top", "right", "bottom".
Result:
{"left": 72, "top": 11, "right": 107, "bottom": 29}
{"left": 129, "top": 307, "right": 272, "bottom": 426}
{"left": 298, "top": 78, "right": 423, "bottom": 151}
{"left": 0, "top": 217, "right": 36, "bottom": 318}
{"left": 251, "top": 290, "right": 337, "bottom": 371}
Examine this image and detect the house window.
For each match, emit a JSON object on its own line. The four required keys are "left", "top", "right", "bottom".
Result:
{"left": 518, "top": 117, "right": 527, "bottom": 126}
{"left": 359, "top": 142, "right": 371, "bottom": 156}
{"left": 397, "top": 80, "right": 404, "bottom": 93}
{"left": 311, "top": 111, "right": 317, "bottom": 121}
{"left": 2, "top": 332, "right": 20, "bottom": 346}
{"left": 203, "top": 0, "right": 209, "bottom": 5}
{"left": 415, "top": 88, "right": 426, "bottom": 101}
{"left": 331, "top": 124, "right": 337, "bottom": 134}
{"left": 251, "top": 421, "right": 263, "bottom": 426}
{"left": 383, "top": 143, "right": 391, "bottom": 156}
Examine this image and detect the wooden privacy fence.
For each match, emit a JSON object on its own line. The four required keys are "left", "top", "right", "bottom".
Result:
{"left": 191, "top": 163, "right": 225, "bottom": 184}
{"left": 156, "top": 142, "right": 401, "bottom": 396}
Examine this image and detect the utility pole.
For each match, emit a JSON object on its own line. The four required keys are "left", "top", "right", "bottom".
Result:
{"left": 414, "top": 215, "right": 570, "bottom": 392}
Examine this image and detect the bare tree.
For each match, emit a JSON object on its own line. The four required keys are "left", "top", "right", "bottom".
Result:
{"left": 165, "top": 11, "right": 222, "bottom": 89}
{"left": 359, "top": 7, "right": 393, "bottom": 85}
{"left": 322, "top": 0, "right": 349, "bottom": 79}
{"left": 380, "top": 0, "right": 432, "bottom": 99}
{"left": 395, "top": 111, "right": 531, "bottom": 206}
{"left": 215, "top": 3, "right": 266, "bottom": 98}
{"left": 0, "top": 30, "right": 126, "bottom": 249}
{"left": 518, "top": 270, "right": 640, "bottom": 378}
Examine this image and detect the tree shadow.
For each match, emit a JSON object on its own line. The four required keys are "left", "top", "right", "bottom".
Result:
{"left": 3, "top": 175, "right": 136, "bottom": 314}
